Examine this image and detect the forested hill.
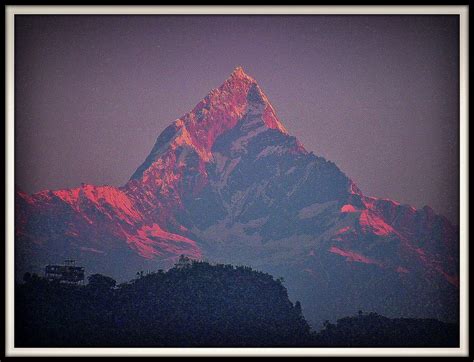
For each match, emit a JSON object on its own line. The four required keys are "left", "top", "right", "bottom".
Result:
{"left": 16, "top": 257, "right": 311, "bottom": 347}
{"left": 16, "top": 257, "right": 458, "bottom": 347}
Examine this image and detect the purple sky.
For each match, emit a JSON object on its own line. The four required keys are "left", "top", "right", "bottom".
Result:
{"left": 15, "top": 15, "right": 459, "bottom": 223}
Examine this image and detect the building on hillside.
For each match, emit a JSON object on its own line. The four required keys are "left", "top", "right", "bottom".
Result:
{"left": 45, "top": 259, "right": 85, "bottom": 284}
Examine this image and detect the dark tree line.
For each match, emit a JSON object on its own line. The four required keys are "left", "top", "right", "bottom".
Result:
{"left": 16, "top": 257, "right": 310, "bottom": 347}
{"left": 16, "top": 257, "right": 458, "bottom": 347}
{"left": 314, "top": 311, "right": 458, "bottom": 347}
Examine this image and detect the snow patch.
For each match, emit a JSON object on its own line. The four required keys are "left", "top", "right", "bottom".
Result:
{"left": 230, "top": 123, "right": 267, "bottom": 152}
{"left": 335, "top": 226, "right": 352, "bottom": 235}
{"left": 359, "top": 210, "right": 393, "bottom": 236}
{"left": 329, "top": 246, "right": 380, "bottom": 265}
{"left": 256, "top": 145, "right": 286, "bottom": 159}
{"left": 396, "top": 266, "right": 409, "bottom": 274}
{"left": 80, "top": 247, "right": 105, "bottom": 254}
{"left": 341, "top": 204, "right": 356, "bottom": 213}
{"left": 298, "top": 201, "right": 337, "bottom": 219}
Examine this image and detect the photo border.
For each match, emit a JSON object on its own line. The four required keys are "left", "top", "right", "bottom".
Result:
{"left": 4, "top": 5, "right": 469, "bottom": 357}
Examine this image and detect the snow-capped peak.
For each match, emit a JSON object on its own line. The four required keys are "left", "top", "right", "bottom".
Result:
{"left": 229, "top": 66, "right": 254, "bottom": 82}
{"left": 130, "top": 67, "right": 290, "bottom": 180}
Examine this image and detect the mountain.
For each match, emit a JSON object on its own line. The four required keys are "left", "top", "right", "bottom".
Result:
{"left": 15, "top": 67, "right": 459, "bottom": 326}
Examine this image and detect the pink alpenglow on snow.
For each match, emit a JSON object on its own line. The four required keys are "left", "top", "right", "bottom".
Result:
{"left": 340, "top": 204, "right": 357, "bottom": 213}
{"left": 329, "top": 246, "right": 381, "bottom": 266}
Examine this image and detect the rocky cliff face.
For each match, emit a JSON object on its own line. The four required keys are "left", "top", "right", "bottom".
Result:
{"left": 16, "top": 67, "right": 459, "bottom": 326}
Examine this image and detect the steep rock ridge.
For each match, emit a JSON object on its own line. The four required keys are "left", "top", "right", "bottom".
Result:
{"left": 15, "top": 67, "right": 459, "bottom": 325}
{"left": 129, "top": 66, "right": 287, "bottom": 181}
{"left": 16, "top": 184, "right": 201, "bottom": 261}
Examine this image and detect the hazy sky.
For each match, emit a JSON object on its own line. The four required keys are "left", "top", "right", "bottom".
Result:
{"left": 15, "top": 15, "right": 459, "bottom": 223}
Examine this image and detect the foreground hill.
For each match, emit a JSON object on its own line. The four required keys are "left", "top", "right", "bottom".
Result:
{"left": 16, "top": 260, "right": 458, "bottom": 347}
{"left": 16, "top": 259, "right": 311, "bottom": 347}
{"left": 314, "top": 312, "right": 458, "bottom": 347}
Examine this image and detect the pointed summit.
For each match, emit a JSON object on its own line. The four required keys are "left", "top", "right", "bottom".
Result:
{"left": 224, "top": 66, "right": 256, "bottom": 88}
{"left": 232, "top": 65, "right": 245, "bottom": 75}
{"left": 230, "top": 66, "right": 252, "bottom": 80}
{"left": 129, "top": 67, "right": 289, "bottom": 180}
{"left": 187, "top": 66, "right": 288, "bottom": 142}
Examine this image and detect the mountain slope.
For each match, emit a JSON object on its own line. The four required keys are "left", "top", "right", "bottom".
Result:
{"left": 15, "top": 67, "right": 459, "bottom": 326}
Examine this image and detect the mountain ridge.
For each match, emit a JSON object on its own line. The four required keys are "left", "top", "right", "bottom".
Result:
{"left": 15, "top": 67, "right": 459, "bottom": 325}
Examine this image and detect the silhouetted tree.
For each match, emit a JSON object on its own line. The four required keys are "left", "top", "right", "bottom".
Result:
{"left": 175, "top": 255, "right": 192, "bottom": 269}
{"left": 22, "top": 272, "right": 32, "bottom": 283}
{"left": 313, "top": 312, "right": 458, "bottom": 347}
{"left": 87, "top": 274, "right": 116, "bottom": 290}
